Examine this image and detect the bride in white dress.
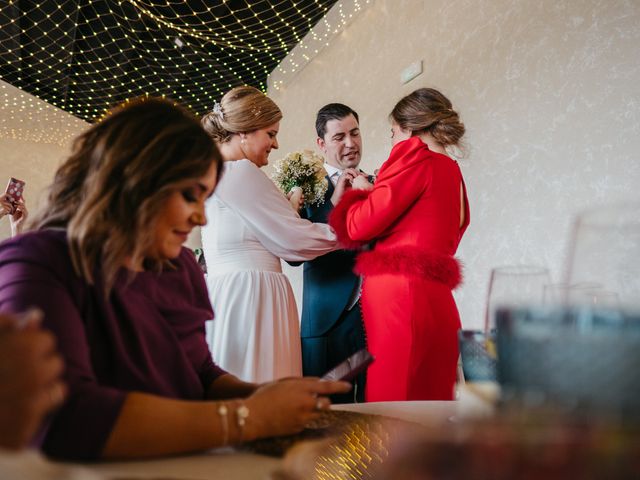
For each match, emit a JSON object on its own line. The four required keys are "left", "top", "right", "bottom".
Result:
{"left": 200, "top": 86, "right": 338, "bottom": 383}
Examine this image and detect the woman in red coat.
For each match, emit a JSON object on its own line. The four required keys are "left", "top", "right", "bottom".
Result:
{"left": 329, "top": 88, "right": 470, "bottom": 401}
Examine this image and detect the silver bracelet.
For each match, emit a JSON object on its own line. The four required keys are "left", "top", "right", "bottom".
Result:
{"left": 217, "top": 403, "right": 229, "bottom": 446}
{"left": 235, "top": 402, "right": 250, "bottom": 442}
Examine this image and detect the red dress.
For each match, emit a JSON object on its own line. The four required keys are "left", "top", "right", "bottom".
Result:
{"left": 329, "top": 136, "right": 470, "bottom": 401}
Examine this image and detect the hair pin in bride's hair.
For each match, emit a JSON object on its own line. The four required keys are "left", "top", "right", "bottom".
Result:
{"left": 212, "top": 101, "right": 224, "bottom": 120}
{"left": 251, "top": 105, "right": 262, "bottom": 117}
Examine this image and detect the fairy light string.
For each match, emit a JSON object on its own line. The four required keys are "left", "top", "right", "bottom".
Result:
{"left": 0, "top": 0, "right": 369, "bottom": 125}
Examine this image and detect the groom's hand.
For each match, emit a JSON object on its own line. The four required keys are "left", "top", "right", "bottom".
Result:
{"left": 330, "top": 168, "right": 359, "bottom": 206}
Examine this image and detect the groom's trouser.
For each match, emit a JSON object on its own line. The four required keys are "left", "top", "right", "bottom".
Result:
{"left": 301, "top": 304, "right": 366, "bottom": 403}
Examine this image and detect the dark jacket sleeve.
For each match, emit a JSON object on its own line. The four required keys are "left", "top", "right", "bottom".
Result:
{"left": 305, "top": 199, "right": 334, "bottom": 224}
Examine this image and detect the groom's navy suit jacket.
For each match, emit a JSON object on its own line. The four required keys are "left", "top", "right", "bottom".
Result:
{"left": 301, "top": 179, "right": 358, "bottom": 337}
{"left": 300, "top": 177, "right": 365, "bottom": 402}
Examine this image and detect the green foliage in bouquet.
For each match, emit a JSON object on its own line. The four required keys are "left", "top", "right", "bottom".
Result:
{"left": 271, "top": 150, "right": 329, "bottom": 207}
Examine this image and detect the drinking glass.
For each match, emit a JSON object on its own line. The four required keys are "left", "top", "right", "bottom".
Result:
{"left": 565, "top": 203, "right": 640, "bottom": 311}
{"left": 496, "top": 204, "right": 640, "bottom": 419}
{"left": 484, "top": 265, "right": 551, "bottom": 335}
{"left": 542, "top": 282, "right": 617, "bottom": 307}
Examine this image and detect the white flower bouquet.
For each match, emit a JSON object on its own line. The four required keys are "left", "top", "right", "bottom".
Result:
{"left": 271, "top": 150, "right": 328, "bottom": 207}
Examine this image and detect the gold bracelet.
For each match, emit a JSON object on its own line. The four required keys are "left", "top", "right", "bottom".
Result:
{"left": 217, "top": 402, "right": 229, "bottom": 446}
{"left": 235, "top": 402, "right": 250, "bottom": 443}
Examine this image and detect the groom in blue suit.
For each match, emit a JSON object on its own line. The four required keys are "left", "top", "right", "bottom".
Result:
{"left": 300, "top": 103, "right": 368, "bottom": 403}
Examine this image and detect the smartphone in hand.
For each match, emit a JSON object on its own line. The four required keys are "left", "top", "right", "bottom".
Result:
{"left": 321, "top": 349, "right": 374, "bottom": 382}
{"left": 4, "top": 177, "right": 26, "bottom": 215}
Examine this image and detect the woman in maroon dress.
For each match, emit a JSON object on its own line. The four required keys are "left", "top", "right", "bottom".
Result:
{"left": 330, "top": 88, "right": 470, "bottom": 401}
{"left": 0, "top": 98, "right": 350, "bottom": 460}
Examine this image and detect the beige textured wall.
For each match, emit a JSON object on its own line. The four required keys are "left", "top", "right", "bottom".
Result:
{"left": 270, "top": 0, "right": 640, "bottom": 329}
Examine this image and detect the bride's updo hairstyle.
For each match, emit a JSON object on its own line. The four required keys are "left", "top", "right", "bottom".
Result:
{"left": 202, "top": 86, "right": 282, "bottom": 143}
{"left": 390, "top": 88, "right": 465, "bottom": 147}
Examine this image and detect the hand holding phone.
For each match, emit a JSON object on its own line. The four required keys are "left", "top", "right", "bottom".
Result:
{"left": 321, "top": 349, "right": 374, "bottom": 382}
{"left": 4, "top": 177, "right": 26, "bottom": 215}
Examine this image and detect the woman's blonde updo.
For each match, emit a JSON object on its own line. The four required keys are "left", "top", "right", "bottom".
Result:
{"left": 390, "top": 88, "right": 465, "bottom": 147}
{"left": 201, "top": 86, "right": 282, "bottom": 143}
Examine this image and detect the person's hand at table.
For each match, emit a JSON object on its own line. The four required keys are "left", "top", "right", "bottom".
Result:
{"left": 244, "top": 377, "right": 351, "bottom": 439}
{"left": 102, "top": 376, "right": 350, "bottom": 458}
{"left": 0, "top": 310, "right": 66, "bottom": 450}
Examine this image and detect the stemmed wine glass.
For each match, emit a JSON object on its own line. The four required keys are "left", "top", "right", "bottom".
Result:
{"left": 514, "top": 203, "right": 640, "bottom": 415}
{"left": 484, "top": 265, "right": 551, "bottom": 336}
{"left": 542, "top": 282, "right": 619, "bottom": 307}
{"left": 565, "top": 203, "right": 640, "bottom": 312}
{"left": 494, "top": 206, "right": 640, "bottom": 417}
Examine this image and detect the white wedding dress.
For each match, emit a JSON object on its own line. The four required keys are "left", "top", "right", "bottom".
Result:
{"left": 202, "top": 159, "right": 337, "bottom": 383}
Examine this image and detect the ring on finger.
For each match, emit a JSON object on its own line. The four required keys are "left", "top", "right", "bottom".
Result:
{"left": 315, "top": 397, "right": 325, "bottom": 411}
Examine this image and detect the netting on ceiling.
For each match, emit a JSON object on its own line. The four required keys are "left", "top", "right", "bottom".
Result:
{"left": 0, "top": 0, "right": 339, "bottom": 122}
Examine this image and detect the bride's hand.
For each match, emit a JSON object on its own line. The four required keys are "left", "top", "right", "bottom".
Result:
{"left": 287, "top": 187, "right": 304, "bottom": 211}
{"left": 351, "top": 174, "right": 374, "bottom": 191}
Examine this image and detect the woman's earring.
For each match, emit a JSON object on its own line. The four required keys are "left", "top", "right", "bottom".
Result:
{"left": 240, "top": 137, "right": 246, "bottom": 145}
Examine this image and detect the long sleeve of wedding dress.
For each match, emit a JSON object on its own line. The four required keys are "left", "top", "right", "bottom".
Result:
{"left": 212, "top": 159, "right": 337, "bottom": 261}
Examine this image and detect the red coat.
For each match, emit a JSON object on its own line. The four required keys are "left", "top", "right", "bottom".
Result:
{"left": 329, "top": 136, "right": 470, "bottom": 400}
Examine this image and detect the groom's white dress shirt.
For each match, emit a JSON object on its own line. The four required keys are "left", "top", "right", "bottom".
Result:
{"left": 324, "top": 162, "right": 342, "bottom": 187}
